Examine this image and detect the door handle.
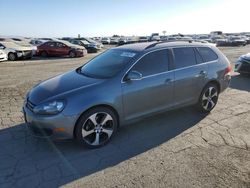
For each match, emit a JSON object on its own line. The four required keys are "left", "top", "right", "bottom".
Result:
{"left": 165, "top": 78, "right": 172, "bottom": 84}
{"left": 200, "top": 70, "right": 206, "bottom": 75}
{"left": 196, "top": 70, "right": 207, "bottom": 77}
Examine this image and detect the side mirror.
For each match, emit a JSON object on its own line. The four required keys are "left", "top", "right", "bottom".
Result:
{"left": 124, "top": 70, "right": 142, "bottom": 82}
{"left": 0, "top": 46, "right": 5, "bottom": 50}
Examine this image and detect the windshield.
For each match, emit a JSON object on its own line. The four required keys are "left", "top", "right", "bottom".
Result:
{"left": 81, "top": 40, "right": 90, "bottom": 45}
{"left": 80, "top": 49, "right": 137, "bottom": 79}
{"left": 86, "top": 38, "right": 98, "bottom": 43}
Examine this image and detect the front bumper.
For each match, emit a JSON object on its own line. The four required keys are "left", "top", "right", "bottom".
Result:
{"left": 0, "top": 54, "right": 7, "bottom": 61}
{"left": 23, "top": 105, "right": 77, "bottom": 139}
{"left": 17, "top": 50, "right": 33, "bottom": 59}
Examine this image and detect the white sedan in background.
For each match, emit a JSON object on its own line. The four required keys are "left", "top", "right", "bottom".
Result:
{"left": 0, "top": 49, "right": 7, "bottom": 62}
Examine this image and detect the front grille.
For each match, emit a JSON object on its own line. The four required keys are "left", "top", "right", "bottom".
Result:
{"left": 22, "top": 51, "right": 32, "bottom": 57}
{"left": 26, "top": 99, "right": 35, "bottom": 111}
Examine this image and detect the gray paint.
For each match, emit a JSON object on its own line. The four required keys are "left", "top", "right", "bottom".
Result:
{"left": 23, "top": 42, "right": 231, "bottom": 139}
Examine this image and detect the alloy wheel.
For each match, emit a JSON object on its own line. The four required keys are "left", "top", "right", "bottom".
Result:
{"left": 8, "top": 53, "right": 16, "bottom": 61}
{"left": 202, "top": 86, "right": 218, "bottom": 111}
{"left": 69, "top": 51, "right": 76, "bottom": 58}
{"left": 81, "top": 112, "right": 114, "bottom": 146}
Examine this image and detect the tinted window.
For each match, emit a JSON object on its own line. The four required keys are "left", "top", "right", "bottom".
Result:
{"left": 194, "top": 48, "right": 204, "bottom": 64}
{"left": 71, "top": 40, "right": 80, "bottom": 45}
{"left": 197, "top": 47, "right": 218, "bottom": 62}
{"left": 132, "top": 50, "right": 168, "bottom": 77}
{"left": 173, "top": 47, "right": 196, "bottom": 69}
{"left": 80, "top": 49, "right": 137, "bottom": 78}
{"left": 56, "top": 42, "right": 66, "bottom": 48}
{"left": 45, "top": 42, "right": 55, "bottom": 47}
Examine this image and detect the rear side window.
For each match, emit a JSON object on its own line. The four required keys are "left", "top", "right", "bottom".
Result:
{"left": 197, "top": 47, "right": 218, "bottom": 62}
{"left": 132, "top": 49, "right": 169, "bottom": 77}
{"left": 173, "top": 47, "right": 196, "bottom": 69}
{"left": 194, "top": 48, "right": 204, "bottom": 64}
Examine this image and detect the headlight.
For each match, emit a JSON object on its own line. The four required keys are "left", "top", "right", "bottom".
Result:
{"left": 33, "top": 100, "right": 65, "bottom": 115}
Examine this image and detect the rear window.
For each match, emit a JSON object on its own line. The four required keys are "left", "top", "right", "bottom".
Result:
{"left": 173, "top": 47, "right": 196, "bottom": 69}
{"left": 197, "top": 47, "right": 218, "bottom": 62}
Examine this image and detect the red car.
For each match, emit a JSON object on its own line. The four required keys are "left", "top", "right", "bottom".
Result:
{"left": 37, "top": 41, "right": 87, "bottom": 58}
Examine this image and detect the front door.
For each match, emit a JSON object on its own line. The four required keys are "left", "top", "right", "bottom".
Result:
{"left": 122, "top": 49, "right": 174, "bottom": 121}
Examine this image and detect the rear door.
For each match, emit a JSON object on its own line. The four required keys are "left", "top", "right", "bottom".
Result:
{"left": 122, "top": 49, "right": 174, "bottom": 120}
{"left": 46, "top": 42, "right": 57, "bottom": 55}
{"left": 56, "top": 42, "right": 69, "bottom": 55}
{"left": 172, "top": 47, "right": 208, "bottom": 106}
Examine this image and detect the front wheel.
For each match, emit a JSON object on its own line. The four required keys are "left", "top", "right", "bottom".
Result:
{"left": 75, "top": 107, "right": 118, "bottom": 148}
{"left": 197, "top": 83, "right": 219, "bottom": 113}
{"left": 8, "top": 53, "right": 17, "bottom": 61}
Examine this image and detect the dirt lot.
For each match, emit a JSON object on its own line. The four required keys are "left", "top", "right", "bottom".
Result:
{"left": 0, "top": 46, "right": 250, "bottom": 188}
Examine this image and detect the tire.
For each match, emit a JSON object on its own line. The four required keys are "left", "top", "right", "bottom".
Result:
{"left": 75, "top": 107, "right": 118, "bottom": 149}
{"left": 41, "top": 51, "right": 48, "bottom": 57}
{"left": 8, "top": 53, "right": 17, "bottom": 61}
{"left": 197, "top": 83, "right": 219, "bottom": 113}
{"left": 69, "top": 51, "right": 76, "bottom": 58}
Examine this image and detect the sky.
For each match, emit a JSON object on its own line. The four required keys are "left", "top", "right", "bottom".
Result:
{"left": 0, "top": 0, "right": 250, "bottom": 38}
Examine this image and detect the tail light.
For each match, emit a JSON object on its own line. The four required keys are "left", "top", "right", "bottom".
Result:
{"left": 225, "top": 65, "right": 232, "bottom": 76}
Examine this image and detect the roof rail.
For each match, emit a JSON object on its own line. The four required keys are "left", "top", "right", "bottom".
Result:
{"left": 145, "top": 39, "right": 193, "bottom": 50}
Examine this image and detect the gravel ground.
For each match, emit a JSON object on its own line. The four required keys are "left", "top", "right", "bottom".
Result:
{"left": 0, "top": 45, "right": 249, "bottom": 188}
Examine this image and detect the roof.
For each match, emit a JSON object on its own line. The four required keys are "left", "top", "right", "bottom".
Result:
{"left": 116, "top": 41, "right": 213, "bottom": 52}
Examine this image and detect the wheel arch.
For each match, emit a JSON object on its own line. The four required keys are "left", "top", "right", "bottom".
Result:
{"left": 73, "top": 104, "right": 120, "bottom": 138}
{"left": 206, "top": 80, "right": 221, "bottom": 93}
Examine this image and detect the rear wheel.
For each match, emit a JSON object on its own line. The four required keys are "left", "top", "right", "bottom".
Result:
{"left": 75, "top": 107, "right": 118, "bottom": 148}
{"left": 197, "top": 83, "right": 219, "bottom": 113}
{"left": 41, "top": 51, "right": 48, "bottom": 57}
{"left": 8, "top": 53, "right": 17, "bottom": 61}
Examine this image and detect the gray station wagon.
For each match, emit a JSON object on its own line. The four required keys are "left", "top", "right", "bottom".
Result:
{"left": 23, "top": 41, "right": 231, "bottom": 148}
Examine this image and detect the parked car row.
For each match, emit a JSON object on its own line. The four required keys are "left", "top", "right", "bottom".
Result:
{"left": 95, "top": 32, "right": 250, "bottom": 47}
{"left": 0, "top": 36, "right": 105, "bottom": 61}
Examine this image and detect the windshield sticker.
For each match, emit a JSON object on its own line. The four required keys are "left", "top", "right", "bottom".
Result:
{"left": 120, "top": 52, "right": 136, "bottom": 58}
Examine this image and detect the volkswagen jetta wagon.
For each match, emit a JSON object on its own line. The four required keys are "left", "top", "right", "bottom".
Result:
{"left": 23, "top": 41, "right": 231, "bottom": 148}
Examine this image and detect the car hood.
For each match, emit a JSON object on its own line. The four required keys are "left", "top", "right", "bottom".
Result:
{"left": 1, "top": 42, "right": 33, "bottom": 51}
{"left": 28, "top": 70, "right": 103, "bottom": 105}
{"left": 240, "top": 53, "right": 250, "bottom": 63}
{"left": 70, "top": 45, "right": 85, "bottom": 50}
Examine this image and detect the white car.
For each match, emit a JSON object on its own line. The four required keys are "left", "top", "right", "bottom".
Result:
{"left": 0, "top": 49, "right": 7, "bottom": 62}
{"left": 0, "top": 42, "right": 33, "bottom": 61}
{"left": 101, "top": 37, "right": 111, "bottom": 44}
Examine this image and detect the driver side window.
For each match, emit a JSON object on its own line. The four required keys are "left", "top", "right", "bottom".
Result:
{"left": 132, "top": 49, "right": 169, "bottom": 77}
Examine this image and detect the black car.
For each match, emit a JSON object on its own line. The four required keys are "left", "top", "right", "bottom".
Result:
{"left": 235, "top": 53, "right": 250, "bottom": 75}
{"left": 78, "top": 37, "right": 103, "bottom": 49}
{"left": 69, "top": 39, "right": 99, "bottom": 53}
